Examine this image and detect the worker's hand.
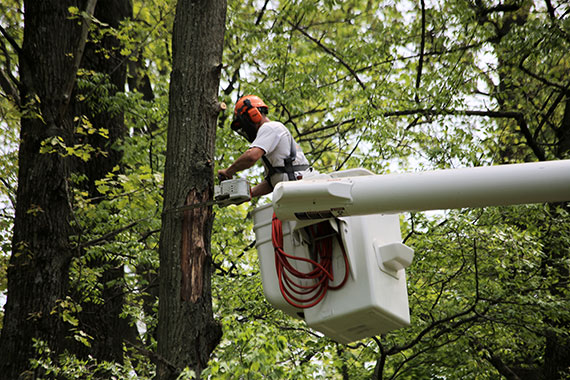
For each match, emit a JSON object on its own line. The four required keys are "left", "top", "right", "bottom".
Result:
{"left": 217, "top": 168, "right": 232, "bottom": 181}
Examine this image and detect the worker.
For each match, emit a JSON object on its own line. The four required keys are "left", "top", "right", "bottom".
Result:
{"left": 217, "top": 95, "right": 311, "bottom": 198}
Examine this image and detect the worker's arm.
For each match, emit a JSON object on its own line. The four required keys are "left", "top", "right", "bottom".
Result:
{"left": 251, "top": 179, "right": 273, "bottom": 197}
{"left": 218, "top": 147, "right": 265, "bottom": 179}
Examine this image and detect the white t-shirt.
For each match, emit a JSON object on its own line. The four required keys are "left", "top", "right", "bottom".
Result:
{"left": 250, "top": 121, "right": 310, "bottom": 186}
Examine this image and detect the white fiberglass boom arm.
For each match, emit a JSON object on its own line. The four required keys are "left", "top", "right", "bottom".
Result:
{"left": 272, "top": 160, "right": 570, "bottom": 222}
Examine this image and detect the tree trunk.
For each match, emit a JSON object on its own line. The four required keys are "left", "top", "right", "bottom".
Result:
{"left": 0, "top": 1, "right": 93, "bottom": 378}
{"left": 71, "top": 0, "right": 137, "bottom": 364}
{"left": 155, "top": 0, "right": 226, "bottom": 379}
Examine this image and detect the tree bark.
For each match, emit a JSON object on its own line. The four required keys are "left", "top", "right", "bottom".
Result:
{"left": 71, "top": 0, "right": 137, "bottom": 364}
{"left": 0, "top": 1, "right": 93, "bottom": 378}
{"left": 155, "top": 0, "right": 226, "bottom": 379}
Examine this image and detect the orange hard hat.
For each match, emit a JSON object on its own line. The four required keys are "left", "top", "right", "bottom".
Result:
{"left": 234, "top": 95, "right": 268, "bottom": 118}
{"left": 231, "top": 95, "right": 268, "bottom": 142}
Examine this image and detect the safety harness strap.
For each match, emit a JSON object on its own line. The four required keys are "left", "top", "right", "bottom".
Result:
{"left": 262, "top": 134, "right": 309, "bottom": 188}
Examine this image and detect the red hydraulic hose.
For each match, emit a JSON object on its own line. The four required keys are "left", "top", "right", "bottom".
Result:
{"left": 271, "top": 213, "right": 349, "bottom": 309}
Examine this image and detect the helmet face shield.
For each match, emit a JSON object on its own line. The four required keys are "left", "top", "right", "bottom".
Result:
{"left": 231, "top": 118, "right": 241, "bottom": 132}
{"left": 231, "top": 112, "right": 257, "bottom": 143}
{"left": 235, "top": 127, "right": 249, "bottom": 140}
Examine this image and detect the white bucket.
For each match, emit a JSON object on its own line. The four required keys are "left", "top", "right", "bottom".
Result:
{"left": 252, "top": 203, "right": 414, "bottom": 344}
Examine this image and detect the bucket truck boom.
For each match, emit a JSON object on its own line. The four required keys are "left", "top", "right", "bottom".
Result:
{"left": 272, "top": 160, "right": 570, "bottom": 222}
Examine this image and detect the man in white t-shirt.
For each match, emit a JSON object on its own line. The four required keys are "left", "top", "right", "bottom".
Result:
{"left": 217, "top": 95, "right": 311, "bottom": 198}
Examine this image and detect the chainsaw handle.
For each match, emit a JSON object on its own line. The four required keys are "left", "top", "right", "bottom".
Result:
{"left": 217, "top": 169, "right": 232, "bottom": 182}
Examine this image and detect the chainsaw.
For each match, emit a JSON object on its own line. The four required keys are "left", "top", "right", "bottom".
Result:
{"left": 164, "top": 178, "right": 251, "bottom": 214}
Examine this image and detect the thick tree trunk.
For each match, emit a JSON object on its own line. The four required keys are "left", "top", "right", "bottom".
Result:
{"left": 71, "top": 0, "right": 137, "bottom": 364}
{"left": 155, "top": 0, "right": 226, "bottom": 378}
{"left": 0, "top": 1, "right": 92, "bottom": 378}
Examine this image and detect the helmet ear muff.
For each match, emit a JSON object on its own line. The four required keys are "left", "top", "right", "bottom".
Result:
{"left": 244, "top": 99, "right": 262, "bottom": 124}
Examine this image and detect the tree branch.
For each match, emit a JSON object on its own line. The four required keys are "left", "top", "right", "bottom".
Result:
{"left": 384, "top": 108, "right": 547, "bottom": 160}
{"left": 300, "top": 118, "right": 356, "bottom": 137}
{"left": 389, "top": 311, "right": 479, "bottom": 355}
{"left": 0, "top": 176, "right": 16, "bottom": 207}
{"left": 288, "top": 20, "right": 367, "bottom": 91}
{"left": 415, "top": 0, "right": 426, "bottom": 104}
{"left": 480, "top": 3, "right": 523, "bottom": 16}
{"left": 533, "top": 86, "right": 567, "bottom": 142}
{"left": 383, "top": 108, "right": 519, "bottom": 118}
{"left": 0, "top": 23, "right": 22, "bottom": 55}
{"left": 79, "top": 220, "right": 139, "bottom": 249}
{"left": 0, "top": 30, "right": 20, "bottom": 105}
{"left": 372, "top": 340, "right": 386, "bottom": 380}
{"left": 0, "top": 68, "right": 19, "bottom": 105}
{"left": 389, "top": 332, "right": 470, "bottom": 379}
{"left": 58, "top": 0, "right": 98, "bottom": 120}
{"left": 468, "top": 337, "right": 539, "bottom": 380}
{"left": 336, "top": 125, "right": 368, "bottom": 170}
{"left": 484, "top": 352, "right": 523, "bottom": 380}
{"left": 255, "top": 0, "right": 270, "bottom": 26}
{"left": 517, "top": 58, "right": 569, "bottom": 92}
{"left": 544, "top": 0, "right": 556, "bottom": 19}
{"left": 138, "top": 228, "right": 161, "bottom": 242}
{"left": 514, "top": 112, "right": 546, "bottom": 161}
{"left": 125, "top": 340, "right": 181, "bottom": 374}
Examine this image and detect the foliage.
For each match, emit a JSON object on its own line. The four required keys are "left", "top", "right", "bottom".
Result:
{"left": 0, "top": 0, "right": 21, "bottom": 330}
{"left": 1, "top": 0, "right": 569, "bottom": 378}
{"left": 30, "top": 338, "right": 155, "bottom": 380}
